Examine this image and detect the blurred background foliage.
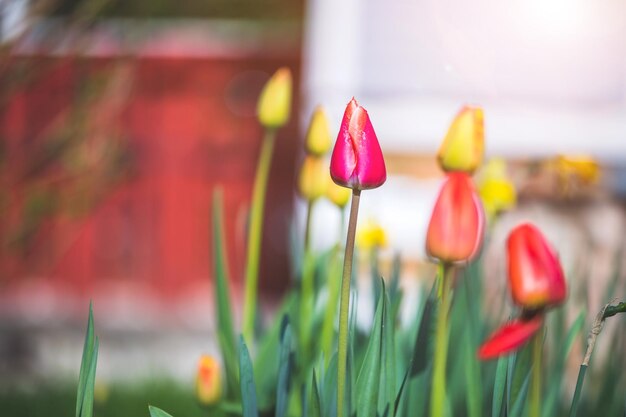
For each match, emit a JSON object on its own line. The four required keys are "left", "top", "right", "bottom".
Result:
{"left": 50, "top": 0, "right": 304, "bottom": 20}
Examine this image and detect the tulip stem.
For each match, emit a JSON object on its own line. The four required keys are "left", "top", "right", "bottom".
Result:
{"left": 242, "top": 129, "right": 276, "bottom": 347}
{"left": 337, "top": 189, "right": 361, "bottom": 417}
{"left": 304, "top": 200, "right": 314, "bottom": 251}
{"left": 430, "top": 263, "right": 454, "bottom": 417}
{"left": 568, "top": 300, "right": 626, "bottom": 417}
{"left": 530, "top": 329, "right": 543, "bottom": 417}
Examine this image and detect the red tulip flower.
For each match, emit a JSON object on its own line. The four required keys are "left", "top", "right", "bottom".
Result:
{"left": 478, "top": 223, "right": 567, "bottom": 360}
{"left": 330, "top": 98, "right": 386, "bottom": 190}
{"left": 426, "top": 172, "right": 485, "bottom": 263}
{"left": 508, "top": 223, "right": 567, "bottom": 309}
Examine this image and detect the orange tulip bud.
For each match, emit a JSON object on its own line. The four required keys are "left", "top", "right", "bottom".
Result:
{"left": 298, "top": 156, "right": 327, "bottom": 201}
{"left": 196, "top": 355, "right": 221, "bottom": 406}
{"left": 437, "top": 106, "right": 484, "bottom": 174}
{"left": 426, "top": 172, "right": 485, "bottom": 263}
{"left": 507, "top": 223, "right": 567, "bottom": 309}
{"left": 257, "top": 67, "right": 292, "bottom": 129}
{"left": 305, "top": 106, "right": 332, "bottom": 156}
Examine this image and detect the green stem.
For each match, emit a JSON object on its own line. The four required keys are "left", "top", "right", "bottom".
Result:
{"left": 304, "top": 200, "right": 314, "bottom": 251}
{"left": 337, "top": 190, "right": 361, "bottom": 417}
{"left": 568, "top": 364, "right": 587, "bottom": 417}
{"left": 299, "top": 248, "right": 315, "bottom": 363}
{"left": 321, "top": 246, "right": 342, "bottom": 367}
{"left": 603, "top": 301, "right": 626, "bottom": 319}
{"left": 530, "top": 330, "right": 543, "bottom": 417}
{"left": 242, "top": 129, "right": 276, "bottom": 346}
{"left": 430, "top": 263, "right": 454, "bottom": 417}
{"left": 568, "top": 300, "right": 625, "bottom": 417}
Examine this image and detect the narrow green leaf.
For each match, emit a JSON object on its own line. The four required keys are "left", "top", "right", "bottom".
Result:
{"left": 463, "top": 327, "right": 482, "bottom": 417}
{"left": 411, "top": 281, "right": 438, "bottom": 376}
{"left": 509, "top": 370, "right": 532, "bottom": 417}
{"left": 212, "top": 189, "right": 239, "bottom": 397}
{"left": 148, "top": 405, "right": 175, "bottom": 417}
{"left": 323, "top": 354, "right": 338, "bottom": 417}
{"left": 506, "top": 352, "right": 517, "bottom": 415}
{"left": 275, "top": 317, "right": 293, "bottom": 417}
{"left": 79, "top": 336, "right": 98, "bottom": 417}
{"left": 76, "top": 302, "right": 95, "bottom": 417}
{"left": 563, "top": 312, "right": 585, "bottom": 359}
{"left": 310, "top": 371, "right": 322, "bottom": 417}
{"left": 394, "top": 367, "right": 411, "bottom": 414}
{"left": 299, "top": 249, "right": 316, "bottom": 362}
{"left": 348, "top": 290, "right": 358, "bottom": 417}
{"left": 388, "top": 252, "right": 402, "bottom": 301}
{"left": 321, "top": 248, "right": 342, "bottom": 366}
{"left": 355, "top": 282, "right": 385, "bottom": 417}
{"left": 380, "top": 283, "right": 396, "bottom": 416}
{"left": 543, "top": 311, "right": 586, "bottom": 417}
{"left": 255, "top": 295, "right": 295, "bottom": 409}
{"left": 491, "top": 356, "right": 508, "bottom": 417}
{"left": 510, "top": 343, "right": 532, "bottom": 410}
{"left": 239, "top": 336, "right": 259, "bottom": 417}
{"left": 388, "top": 253, "right": 403, "bottom": 324}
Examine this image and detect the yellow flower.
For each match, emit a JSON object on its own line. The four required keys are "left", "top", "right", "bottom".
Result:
{"left": 477, "top": 158, "right": 516, "bottom": 219}
{"left": 437, "top": 106, "right": 484, "bottom": 174}
{"left": 356, "top": 218, "right": 388, "bottom": 250}
{"left": 93, "top": 379, "right": 109, "bottom": 405}
{"left": 325, "top": 174, "right": 351, "bottom": 208}
{"left": 553, "top": 155, "right": 600, "bottom": 185}
{"left": 257, "top": 67, "right": 292, "bottom": 129}
{"left": 305, "top": 106, "right": 332, "bottom": 156}
{"left": 196, "top": 355, "right": 221, "bottom": 406}
{"left": 298, "top": 156, "right": 327, "bottom": 201}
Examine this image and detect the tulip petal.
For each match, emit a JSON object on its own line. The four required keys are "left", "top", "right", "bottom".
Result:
{"left": 330, "top": 98, "right": 386, "bottom": 190}
{"left": 426, "top": 172, "right": 485, "bottom": 263}
{"left": 508, "top": 223, "right": 567, "bottom": 309}
{"left": 478, "top": 316, "right": 543, "bottom": 360}
{"left": 437, "top": 106, "right": 484, "bottom": 173}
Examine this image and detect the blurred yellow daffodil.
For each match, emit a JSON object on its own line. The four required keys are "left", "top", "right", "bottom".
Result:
{"left": 356, "top": 218, "right": 388, "bottom": 250}
{"left": 477, "top": 158, "right": 517, "bottom": 220}
{"left": 552, "top": 155, "right": 600, "bottom": 185}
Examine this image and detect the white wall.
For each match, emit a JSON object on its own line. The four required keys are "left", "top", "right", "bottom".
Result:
{"left": 303, "top": 0, "right": 626, "bottom": 161}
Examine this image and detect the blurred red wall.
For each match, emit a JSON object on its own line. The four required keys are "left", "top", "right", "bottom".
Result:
{"left": 0, "top": 53, "right": 300, "bottom": 307}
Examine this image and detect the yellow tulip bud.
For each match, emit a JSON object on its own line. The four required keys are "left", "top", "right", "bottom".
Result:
{"left": 356, "top": 218, "right": 388, "bottom": 251}
{"left": 477, "top": 158, "right": 517, "bottom": 219}
{"left": 257, "top": 67, "right": 292, "bottom": 129}
{"left": 196, "top": 355, "right": 221, "bottom": 406}
{"left": 298, "top": 156, "right": 327, "bottom": 201}
{"left": 305, "top": 106, "right": 332, "bottom": 156}
{"left": 437, "top": 106, "right": 484, "bottom": 174}
{"left": 325, "top": 174, "right": 352, "bottom": 208}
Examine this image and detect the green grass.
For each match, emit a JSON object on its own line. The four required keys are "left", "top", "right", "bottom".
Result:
{"left": 0, "top": 380, "right": 208, "bottom": 417}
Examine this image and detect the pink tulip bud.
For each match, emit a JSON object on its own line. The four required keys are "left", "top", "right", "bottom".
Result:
{"left": 329, "top": 98, "right": 386, "bottom": 190}
{"left": 426, "top": 172, "right": 485, "bottom": 263}
{"left": 508, "top": 223, "right": 567, "bottom": 309}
